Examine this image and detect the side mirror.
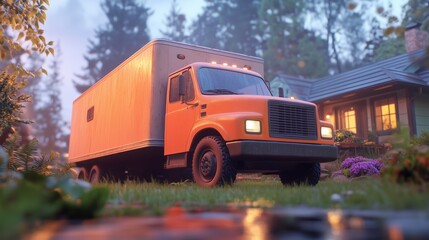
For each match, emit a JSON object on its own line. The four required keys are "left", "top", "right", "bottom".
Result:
{"left": 179, "top": 75, "right": 186, "bottom": 99}
{"left": 278, "top": 87, "right": 284, "bottom": 98}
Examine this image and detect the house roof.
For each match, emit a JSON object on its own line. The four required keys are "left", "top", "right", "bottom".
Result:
{"left": 274, "top": 48, "right": 429, "bottom": 102}
{"left": 271, "top": 74, "right": 313, "bottom": 99}
{"left": 307, "top": 48, "right": 429, "bottom": 102}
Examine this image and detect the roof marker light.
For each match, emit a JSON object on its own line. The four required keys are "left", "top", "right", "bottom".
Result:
{"left": 232, "top": 64, "right": 237, "bottom": 68}
{"left": 223, "top": 63, "right": 228, "bottom": 66}
{"left": 211, "top": 61, "right": 217, "bottom": 64}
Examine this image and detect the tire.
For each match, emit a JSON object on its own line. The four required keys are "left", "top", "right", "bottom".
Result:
{"left": 279, "top": 163, "right": 321, "bottom": 186}
{"left": 192, "top": 136, "right": 236, "bottom": 187}
{"left": 77, "top": 167, "right": 88, "bottom": 181}
{"left": 89, "top": 165, "right": 104, "bottom": 183}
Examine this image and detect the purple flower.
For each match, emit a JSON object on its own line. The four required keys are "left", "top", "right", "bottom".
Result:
{"left": 341, "top": 157, "right": 371, "bottom": 169}
{"left": 349, "top": 162, "right": 380, "bottom": 177}
{"left": 368, "top": 159, "right": 384, "bottom": 170}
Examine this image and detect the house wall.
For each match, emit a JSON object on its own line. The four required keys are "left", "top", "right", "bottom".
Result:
{"left": 270, "top": 78, "right": 292, "bottom": 97}
{"left": 414, "top": 93, "right": 429, "bottom": 136}
{"left": 318, "top": 89, "right": 413, "bottom": 144}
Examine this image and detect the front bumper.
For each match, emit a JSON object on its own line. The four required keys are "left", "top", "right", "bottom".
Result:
{"left": 226, "top": 140, "right": 338, "bottom": 163}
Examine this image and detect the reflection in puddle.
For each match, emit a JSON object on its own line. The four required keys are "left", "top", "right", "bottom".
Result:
{"left": 49, "top": 207, "right": 428, "bottom": 240}
{"left": 327, "top": 209, "right": 343, "bottom": 239}
{"left": 243, "top": 208, "right": 268, "bottom": 240}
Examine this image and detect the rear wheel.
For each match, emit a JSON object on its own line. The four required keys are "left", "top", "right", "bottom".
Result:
{"left": 279, "top": 163, "right": 321, "bottom": 186}
{"left": 89, "top": 165, "right": 104, "bottom": 183}
{"left": 77, "top": 167, "right": 88, "bottom": 181}
{"left": 192, "top": 136, "right": 236, "bottom": 187}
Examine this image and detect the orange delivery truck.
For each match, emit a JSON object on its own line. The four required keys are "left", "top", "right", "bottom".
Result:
{"left": 68, "top": 39, "right": 337, "bottom": 187}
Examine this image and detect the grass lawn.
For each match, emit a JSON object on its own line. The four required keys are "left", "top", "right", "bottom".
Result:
{"left": 101, "top": 178, "right": 429, "bottom": 216}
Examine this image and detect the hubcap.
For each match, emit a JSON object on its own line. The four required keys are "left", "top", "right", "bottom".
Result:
{"left": 200, "top": 151, "right": 217, "bottom": 182}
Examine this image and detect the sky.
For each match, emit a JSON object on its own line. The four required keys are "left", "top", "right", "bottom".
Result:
{"left": 43, "top": 0, "right": 206, "bottom": 126}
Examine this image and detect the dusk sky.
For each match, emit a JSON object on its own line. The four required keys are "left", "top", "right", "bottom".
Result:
{"left": 44, "top": 0, "right": 205, "bottom": 125}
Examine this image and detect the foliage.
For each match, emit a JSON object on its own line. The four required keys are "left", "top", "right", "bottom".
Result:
{"left": 0, "top": 72, "right": 31, "bottom": 141}
{"left": 0, "top": 138, "right": 109, "bottom": 239}
{"left": 189, "top": 0, "right": 261, "bottom": 57}
{"left": 383, "top": 128, "right": 429, "bottom": 185}
{"left": 402, "top": 0, "right": 429, "bottom": 32}
{"left": 33, "top": 45, "right": 67, "bottom": 155}
{"left": 411, "top": 131, "right": 429, "bottom": 146}
{"left": 334, "top": 129, "right": 363, "bottom": 143}
{"left": 259, "top": 0, "right": 329, "bottom": 80}
{"left": 0, "top": 0, "right": 53, "bottom": 76}
{"left": 73, "top": 0, "right": 152, "bottom": 93}
{"left": 2, "top": 133, "right": 71, "bottom": 176}
{"left": 1, "top": 0, "right": 53, "bottom": 144}
{"left": 160, "top": 0, "right": 187, "bottom": 42}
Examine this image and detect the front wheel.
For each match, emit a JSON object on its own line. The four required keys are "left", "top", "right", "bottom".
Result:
{"left": 279, "top": 163, "right": 321, "bottom": 186}
{"left": 192, "top": 136, "right": 236, "bottom": 187}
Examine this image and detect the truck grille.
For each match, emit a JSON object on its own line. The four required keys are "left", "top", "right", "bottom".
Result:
{"left": 268, "top": 100, "right": 318, "bottom": 140}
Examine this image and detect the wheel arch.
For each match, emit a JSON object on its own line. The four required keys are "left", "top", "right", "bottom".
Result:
{"left": 187, "top": 128, "right": 224, "bottom": 166}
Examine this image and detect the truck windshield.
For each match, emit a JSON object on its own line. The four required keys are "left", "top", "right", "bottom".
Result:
{"left": 198, "top": 67, "right": 272, "bottom": 96}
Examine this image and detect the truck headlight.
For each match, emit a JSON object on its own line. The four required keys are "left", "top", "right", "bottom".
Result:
{"left": 245, "top": 120, "right": 261, "bottom": 134}
{"left": 321, "top": 127, "right": 333, "bottom": 139}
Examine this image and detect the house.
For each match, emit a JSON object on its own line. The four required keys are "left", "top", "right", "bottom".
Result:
{"left": 271, "top": 23, "right": 429, "bottom": 143}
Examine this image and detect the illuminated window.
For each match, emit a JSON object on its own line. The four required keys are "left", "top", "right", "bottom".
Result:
{"left": 374, "top": 97, "right": 397, "bottom": 132}
{"left": 341, "top": 108, "right": 357, "bottom": 133}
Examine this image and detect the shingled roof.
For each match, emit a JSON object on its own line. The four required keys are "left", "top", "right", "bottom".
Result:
{"left": 307, "top": 48, "right": 429, "bottom": 102}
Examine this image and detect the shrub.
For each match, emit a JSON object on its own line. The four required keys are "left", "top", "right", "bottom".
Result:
{"left": 335, "top": 129, "right": 363, "bottom": 143}
{"left": 383, "top": 129, "right": 429, "bottom": 185}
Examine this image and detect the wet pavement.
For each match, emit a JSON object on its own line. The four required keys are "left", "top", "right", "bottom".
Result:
{"left": 30, "top": 206, "right": 429, "bottom": 240}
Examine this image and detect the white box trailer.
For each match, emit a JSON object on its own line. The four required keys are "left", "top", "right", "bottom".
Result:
{"left": 69, "top": 39, "right": 264, "bottom": 181}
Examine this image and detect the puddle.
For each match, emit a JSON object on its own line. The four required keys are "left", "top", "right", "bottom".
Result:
{"left": 33, "top": 207, "right": 429, "bottom": 240}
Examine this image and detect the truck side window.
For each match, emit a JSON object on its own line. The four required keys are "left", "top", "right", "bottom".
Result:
{"left": 169, "top": 76, "right": 180, "bottom": 102}
{"left": 183, "top": 71, "right": 195, "bottom": 102}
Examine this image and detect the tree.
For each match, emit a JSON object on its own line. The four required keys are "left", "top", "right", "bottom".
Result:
{"left": 307, "top": 0, "right": 371, "bottom": 73}
{"left": 34, "top": 45, "right": 66, "bottom": 155}
{"left": 189, "top": 0, "right": 261, "bottom": 56}
{"left": 403, "top": 0, "right": 429, "bottom": 31}
{"left": 259, "top": 0, "right": 329, "bottom": 80}
{"left": 0, "top": 0, "right": 52, "bottom": 143}
{"left": 160, "top": 0, "right": 187, "bottom": 42}
{"left": 73, "top": 0, "right": 153, "bottom": 93}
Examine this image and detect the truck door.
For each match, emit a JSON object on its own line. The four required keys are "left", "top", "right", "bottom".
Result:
{"left": 165, "top": 69, "right": 198, "bottom": 156}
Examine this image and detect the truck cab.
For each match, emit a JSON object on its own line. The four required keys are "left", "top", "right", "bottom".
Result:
{"left": 164, "top": 62, "right": 337, "bottom": 187}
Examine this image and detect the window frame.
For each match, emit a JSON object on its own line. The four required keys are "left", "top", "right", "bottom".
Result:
{"left": 168, "top": 69, "right": 195, "bottom": 103}
{"left": 372, "top": 94, "right": 399, "bottom": 136}
{"left": 337, "top": 105, "right": 358, "bottom": 134}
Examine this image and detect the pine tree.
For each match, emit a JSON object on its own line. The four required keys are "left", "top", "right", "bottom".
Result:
{"left": 34, "top": 45, "right": 66, "bottom": 155}
{"left": 259, "top": 0, "right": 329, "bottom": 80}
{"left": 73, "top": 0, "right": 152, "bottom": 93}
{"left": 189, "top": 0, "right": 261, "bottom": 57}
{"left": 160, "top": 0, "right": 187, "bottom": 42}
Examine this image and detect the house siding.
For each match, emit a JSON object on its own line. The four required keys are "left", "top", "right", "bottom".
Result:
{"left": 397, "top": 91, "right": 410, "bottom": 129}
{"left": 414, "top": 94, "right": 429, "bottom": 135}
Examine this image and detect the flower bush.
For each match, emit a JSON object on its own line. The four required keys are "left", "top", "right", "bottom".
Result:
{"left": 340, "top": 156, "right": 384, "bottom": 178}
{"left": 383, "top": 129, "right": 429, "bottom": 185}
{"left": 335, "top": 129, "right": 363, "bottom": 143}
